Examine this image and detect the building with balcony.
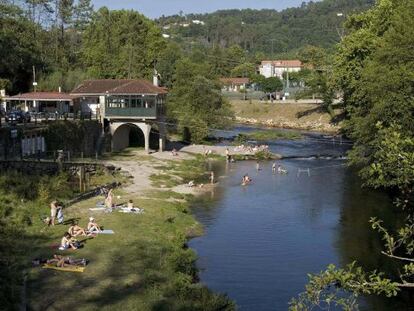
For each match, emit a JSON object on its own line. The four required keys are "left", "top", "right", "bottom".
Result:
{"left": 71, "top": 79, "right": 168, "bottom": 153}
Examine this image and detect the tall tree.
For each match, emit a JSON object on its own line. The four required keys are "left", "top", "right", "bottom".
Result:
{"left": 168, "top": 58, "right": 233, "bottom": 142}
{"left": 291, "top": 1, "right": 414, "bottom": 309}
{"left": 73, "top": 0, "right": 93, "bottom": 31}
{"left": 82, "top": 8, "right": 165, "bottom": 79}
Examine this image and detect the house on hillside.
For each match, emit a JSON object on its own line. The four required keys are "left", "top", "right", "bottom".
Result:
{"left": 219, "top": 77, "right": 250, "bottom": 92}
{"left": 259, "top": 60, "right": 302, "bottom": 79}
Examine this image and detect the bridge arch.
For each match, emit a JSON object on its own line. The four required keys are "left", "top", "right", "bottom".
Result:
{"left": 110, "top": 122, "right": 152, "bottom": 152}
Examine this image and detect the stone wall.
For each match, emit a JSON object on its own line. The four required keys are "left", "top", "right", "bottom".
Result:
{"left": 0, "top": 160, "right": 107, "bottom": 176}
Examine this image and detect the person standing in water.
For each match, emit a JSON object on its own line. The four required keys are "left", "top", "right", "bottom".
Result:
{"left": 210, "top": 171, "right": 215, "bottom": 184}
{"left": 272, "top": 162, "right": 277, "bottom": 173}
{"left": 225, "top": 148, "right": 230, "bottom": 162}
{"left": 256, "top": 161, "right": 260, "bottom": 171}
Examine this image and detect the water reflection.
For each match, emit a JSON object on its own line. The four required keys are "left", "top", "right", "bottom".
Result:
{"left": 189, "top": 127, "right": 406, "bottom": 310}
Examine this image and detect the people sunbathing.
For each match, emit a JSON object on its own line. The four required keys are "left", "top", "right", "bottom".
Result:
{"left": 87, "top": 217, "right": 102, "bottom": 234}
{"left": 59, "top": 232, "right": 79, "bottom": 250}
{"left": 46, "top": 254, "right": 87, "bottom": 267}
{"left": 68, "top": 222, "right": 87, "bottom": 237}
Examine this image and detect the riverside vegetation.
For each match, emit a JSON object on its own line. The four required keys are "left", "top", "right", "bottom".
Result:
{"left": 0, "top": 154, "right": 235, "bottom": 310}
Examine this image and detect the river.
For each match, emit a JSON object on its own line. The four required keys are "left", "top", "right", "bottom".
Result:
{"left": 189, "top": 126, "right": 410, "bottom": 310}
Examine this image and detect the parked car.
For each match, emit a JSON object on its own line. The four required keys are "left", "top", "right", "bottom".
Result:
{"left": 5, "top": 110, "right": 31, "bottom": 123}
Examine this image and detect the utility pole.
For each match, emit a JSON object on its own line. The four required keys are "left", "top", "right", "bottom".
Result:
{"left": 32, "top": 66, "right": 37, "bottom": 92}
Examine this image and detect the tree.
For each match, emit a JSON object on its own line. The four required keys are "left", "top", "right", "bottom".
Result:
{"left": 73, "top": 0, "right": 93, "bottom": 31}
{"left": 82, "top": 7, "right": 165, "bottom": 79}
{"left": 259, "top": 77, "right": 283, "bottom": 93}
{"left": 291, "top": 1, "right": 414, "bottom": 309}
{"left": 156, "top": 41, "right": 183, "bottom": 88}
{"left": 230, "top": 62, "right": 256, "bottom": 78}
{"left": 168, "top": 58, "right": 233, "bottom": 143}
{"left": 0, "top": 3, "right": 45, "bottom": 93}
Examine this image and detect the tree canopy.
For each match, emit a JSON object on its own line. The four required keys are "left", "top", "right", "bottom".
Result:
{"left": 291, "top": 1, "right": 414, "bottom": 309}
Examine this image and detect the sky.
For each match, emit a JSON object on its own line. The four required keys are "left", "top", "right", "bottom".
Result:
{"left": 91, "top": 0, "right": 313, "bottom": 19}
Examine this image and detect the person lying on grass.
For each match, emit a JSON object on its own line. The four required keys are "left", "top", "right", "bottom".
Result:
{"left": 59, "top": 232, "right": 79, "bottom": 250}
{"left": 47, "top": 254, "right": 87, "bottom": 267}
{"left": 87, "top": 217, "right": 101, "bottom": 234}
{"left": 68, "top": 221, "right": 87, "bottom": 237}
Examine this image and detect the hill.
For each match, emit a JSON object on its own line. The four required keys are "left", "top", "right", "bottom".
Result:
{"left": 156, "top": 0, "right": 375, "bottom": 56}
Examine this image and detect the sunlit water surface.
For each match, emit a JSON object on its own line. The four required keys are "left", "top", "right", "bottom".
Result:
{"left": 189, "top": 126, "right": 410, "bottom": 310}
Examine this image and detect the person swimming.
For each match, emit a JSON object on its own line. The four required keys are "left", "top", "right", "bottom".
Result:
{"left": 241, "top": 174, "right": 252, "bottom": 185}
{"left": 277, "top": 165, "right": 288, "bottom": 174}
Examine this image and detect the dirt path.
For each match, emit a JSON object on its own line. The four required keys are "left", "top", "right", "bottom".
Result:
{"left": 103, "top": 149, "right": 215, "bottom": 196}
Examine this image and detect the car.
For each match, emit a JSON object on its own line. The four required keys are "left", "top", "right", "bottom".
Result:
{"left": 5, "top": 110, "right": 31, "bottom": 123}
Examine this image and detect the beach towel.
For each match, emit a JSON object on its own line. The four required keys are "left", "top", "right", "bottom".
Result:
{"left": 119, "top": 207, "right": 144, "bottom": 214}
{"left": 89, "top": 207, "right": 107, "bottom": 211}
{"left": 97, "top": 229, "right": 114, "bottom": 234}
{"left": 42, "top": 263, "right": 85, "bottom": 273}
{"left": 89, "top": 207, "right": 112, "bottom": 213}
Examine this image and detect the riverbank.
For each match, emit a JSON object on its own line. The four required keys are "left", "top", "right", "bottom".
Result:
{"left": 231, "top": 100, "right": 342, "bottom": 133}
{"left": 25, "top": 149, "right": 235, "bottom": 310}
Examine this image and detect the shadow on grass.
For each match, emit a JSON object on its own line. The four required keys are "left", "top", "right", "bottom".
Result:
{"left": 296, "top": 105, "right": 327, "bottom": 118}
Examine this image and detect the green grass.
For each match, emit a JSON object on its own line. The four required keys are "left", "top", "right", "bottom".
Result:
{"left": 26, "top": 191, "right": 234, "bottom": 310}
{"left": 150, "top": 156, "right": 214, "bottom": 189}
{"left": 0, "top": 158, "right": 234, "bottom": 310}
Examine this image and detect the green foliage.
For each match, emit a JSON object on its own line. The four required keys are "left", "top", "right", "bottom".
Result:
{"left": 43, "top": 120, "right": 101, "bottom": 153}
{"left": 230, "top": 62, "right": 256, "bottom": 78}
{"left": 38, "top": 68, "right": 91, "bottom": 92}
{"left": 289, "top": 263, "right": 400, "bottom": 311}
{"left": 168, "top": 58, "right": 234, "bottom": 143}
{"left": 293, "top": 1, "right": 414, "bottom": 308}
{"left": 82, "top": 7, "right": 165, "bottom": 79}
{"left": 0, "top": 3, "right": 45, "bottom": 93}
{"left": 157, "top": 0, "right": 374, "bottom": 56}
{"left": 156, "top": 41, "right": 184, "bottom": 88}
{"left": 258, "top": 77, "right": 284, "bottom": 93}
{"left": 0, "top": 171, "right": 76, "bottom": 309}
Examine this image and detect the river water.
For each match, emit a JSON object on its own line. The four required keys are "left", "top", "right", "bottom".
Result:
{"left": 189, "top": 126, "right": 409, "bottom": 310}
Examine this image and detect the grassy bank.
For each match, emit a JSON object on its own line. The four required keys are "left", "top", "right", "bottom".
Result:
{"left": 0, "top": 155, "right": 235, "bottom": 310}
{"left": 231, "top": 99, "right": 341, "bottom": 132}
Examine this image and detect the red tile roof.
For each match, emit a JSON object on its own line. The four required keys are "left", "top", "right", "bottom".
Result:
{"left": 219, "top": 77, "right": 250, "bottom": 85}
{"left": 5, "top": 92, "right": 77, "bottom": 101}
{"left": 71, "top": 79, "right": 168, "bottom": 95}
{"left": 261, "top": 60, "right": 302, "bottom": 67}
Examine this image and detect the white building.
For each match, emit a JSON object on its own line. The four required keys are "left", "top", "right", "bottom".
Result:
{"left": 192, "top": 20, "right": 205, "bottom": 25}
{"left": 259, "top": 60, "right": 302, "bottom": 78}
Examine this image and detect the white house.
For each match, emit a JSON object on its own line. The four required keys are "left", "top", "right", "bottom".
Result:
{"left": 259, "top": 60, "right": 302, "bottom": 78}
{"left": 219, "top": 78, "right": 250, "bottom": 92}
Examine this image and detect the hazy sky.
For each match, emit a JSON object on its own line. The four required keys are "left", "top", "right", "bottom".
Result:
{"left": 91, "top": 0, "right": 312, "bottom": 19}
